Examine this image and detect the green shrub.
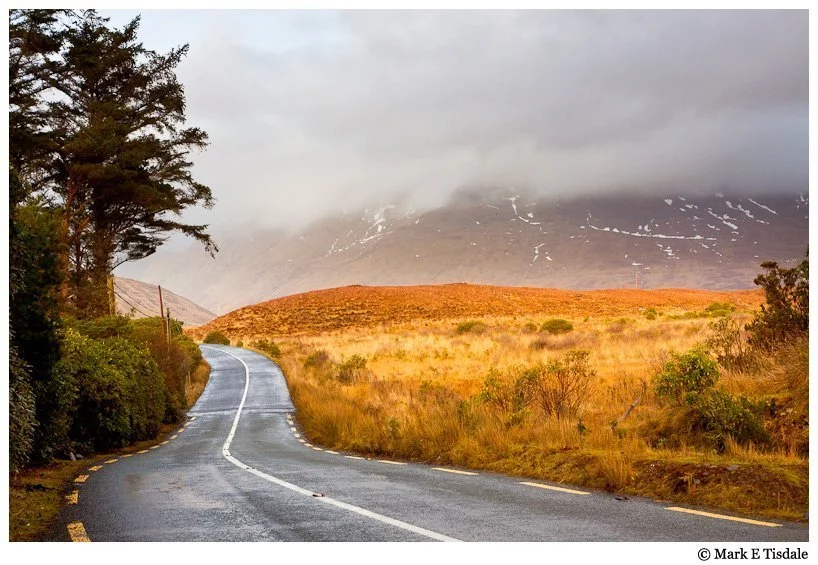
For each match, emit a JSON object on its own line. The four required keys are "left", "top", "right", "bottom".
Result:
{"left": 705, "top": 302, "right": 736, "bottom": 316}
{"left": 337, "top": 354, "right": 368, "bottom": 384}
{"left": 304, "top": 349, "right": 331, "bottom": 369}
{"left": 478, "top": 350, "right": 594, "bottom": 419}
{"left": 252, "top": 339, "right": 281, "bottom": 358}
{"left": 236, "top": 340, "right": 244, "bottom": 348}
{"left": 541, "top": 319, "right": 573, "bottom": 335}
{"left": 455, "top": 320, "right": 487, "bottom": 335}
{"left": 705, "top": 317, "right": 752, "bottom": 370}
{"left": 694, "top": 390, "right": 769, "bottom": 452}
{"left": 126, "top": 317, "right": 201, "bottom": 422}
{"left": 203, "top": 330, "right": 230, "bottom": 345}
{"left": 50, "top": 329, "right": 165, "bottom": 454}
{"left": 9, "top": 341, "right": 35, "bottom": 473}
{"left": 746, "top": 253, "right": 808, "bottom": 350}
{"left": 522, "top": 321, "right": 539, "bottom": 333}
{"left": 654, "top": 347, "right": 719, "bottom": 407}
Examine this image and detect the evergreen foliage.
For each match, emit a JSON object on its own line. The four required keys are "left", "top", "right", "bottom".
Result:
{"left": 10, "top": 9, "right": 217, "bottom": 318}
{"left": 746, "top": 252, "right": 809, "bottom": 350}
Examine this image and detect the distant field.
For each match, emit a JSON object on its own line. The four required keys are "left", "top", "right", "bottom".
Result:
{"left": 188, "top": 283, "right": 764, "bottom": 338}
{"left": 189, "top": 284, "right": 805, "bottom": 522}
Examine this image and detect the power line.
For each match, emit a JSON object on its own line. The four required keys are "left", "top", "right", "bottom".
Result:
{"left": 112, "top": 285, "right": 155, "bottom": 318}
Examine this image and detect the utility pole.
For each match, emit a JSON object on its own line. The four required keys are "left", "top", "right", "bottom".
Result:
{"left": 108, "top": 275, "right": 116, "bottom": 316}
{"left": 634, "top": 272, "right": 639, "bottom": 290}
{"left": 158, "top": 285, "right": 166, "bottom": 341}
{"left": 166, "top": 307, "right": 172, "bottom": 350}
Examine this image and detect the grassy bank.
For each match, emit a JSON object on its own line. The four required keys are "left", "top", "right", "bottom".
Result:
{"left": 263, "top": 313, "right": 806, "bottom": 522}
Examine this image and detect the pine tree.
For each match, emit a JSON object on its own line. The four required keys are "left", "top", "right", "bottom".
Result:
{"left": 11, "top": 10, "right": 217, "bottom": 317}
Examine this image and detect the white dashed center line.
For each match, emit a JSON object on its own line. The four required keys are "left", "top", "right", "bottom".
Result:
{"left": 666, "top": 507, "right": 781, "bottom": 527}
{"left": 520, "top": 481, "right": 589, "bottom": 495}
{"left": 432, "top": 467, "right": 478, "bottom": 476}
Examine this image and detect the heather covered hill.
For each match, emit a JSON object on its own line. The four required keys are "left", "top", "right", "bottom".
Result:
{"left": 188, "top": 283, "right": 763, "bottom": 339}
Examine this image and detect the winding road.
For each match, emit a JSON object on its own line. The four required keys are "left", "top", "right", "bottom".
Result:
{"left": 52, "top": 345, "right": 808, "bottom": 542}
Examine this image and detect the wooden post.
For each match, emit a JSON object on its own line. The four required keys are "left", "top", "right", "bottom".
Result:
{"left": 166, "top": 307, "right": 171, "bottom": 350}
{"left": 108, "top": 275, "right": 116, "bottom": 316}
{"left": 158, "top": 285, "right": 166, "bottom": 341}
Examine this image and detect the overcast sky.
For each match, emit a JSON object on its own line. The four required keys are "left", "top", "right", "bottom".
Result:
{"left": 102, "top": 9, "right": 808, "bottom": 237}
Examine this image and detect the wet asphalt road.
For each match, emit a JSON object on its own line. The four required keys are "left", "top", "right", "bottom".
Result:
{"left": 52, "top": 345, "right": 808, "bottom": 542}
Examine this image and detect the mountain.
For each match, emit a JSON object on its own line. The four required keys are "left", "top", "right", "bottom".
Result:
{"left": 120, "top": 189, "right": 808, "bottom": 314}
{"left": 113, "top": 276, "right": 217, "bottom": 327}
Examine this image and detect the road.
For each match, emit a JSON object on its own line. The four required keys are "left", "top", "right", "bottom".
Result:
{"left": 52, "top": 344, "right": 808, "bottom": 542}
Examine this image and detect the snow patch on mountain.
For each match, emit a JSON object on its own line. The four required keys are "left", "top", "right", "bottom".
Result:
{"left": 747, "top": 198, "right": 778, "bottom": 215}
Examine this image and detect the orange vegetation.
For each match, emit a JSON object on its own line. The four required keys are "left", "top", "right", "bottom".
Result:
{"left": 189, "top": 283, "right": 763, "bottom": 339}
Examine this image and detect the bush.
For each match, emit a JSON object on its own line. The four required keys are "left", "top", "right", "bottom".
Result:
{"left": 49, "top": 329, "right": 165, "bottom": 454}
{"left": 654, "top": 347, "right": 719, "bottom": 407}
{"left": 694, "top": 390, "right": 769, "bottom": 452}
{"left": 522, "top": 321, "right": 539, "bottom": 333}
{"left": 455, "top": 320, "right": 487, "bottom": 335}
{"left": 705, "top": 317, "right": 752, "bottom": 370}
{"left": 252, "top": 339, "right": 281, "bottom": 358}
{"left": 9, "top": 341, "right": 36, "bottom": 473}
{"left": 122, "top": 317, "right": 201, "bottom": 422}
{"left": 203, "top": 330, "right": 230, "bottom": 345}
{"left": 337, "top": 354, "right": 368, "bottom": 384}
{"left": 478, "top": 350, "right": 594, "bottom": 419}
{"left": 540, "top": 319, "right": 573, "bottom": 335}
{"left": 304, "top": 349, "right": 331, "bottom": 369}
{"left": 705, "top": 302, "right": 736, "bottom": 317}
{"left": 746, "top": 253, "right": 808, "bottom": 350}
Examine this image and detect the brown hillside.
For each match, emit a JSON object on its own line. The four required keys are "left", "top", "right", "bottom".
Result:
{"left": 188, "top": 284, "right": 764, "bottom": 339}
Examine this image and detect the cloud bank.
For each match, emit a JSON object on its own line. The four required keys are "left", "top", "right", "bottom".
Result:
{"left": 113, "top": 10, "right": 808, "bottom": 233}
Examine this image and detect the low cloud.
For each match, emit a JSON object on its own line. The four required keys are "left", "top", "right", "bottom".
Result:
{"left": 128, "top": 10, "right": 808, "bottom": 233}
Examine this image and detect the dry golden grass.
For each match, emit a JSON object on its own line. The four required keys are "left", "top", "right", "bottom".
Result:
{"left": 185, "top": 359, "right": 211, "bottom": 407}
{"left": 266, "top": 308, "right": 806, "bottom": 521}
{"left": 191, "top": 283, "right": 803, "bottom": 521}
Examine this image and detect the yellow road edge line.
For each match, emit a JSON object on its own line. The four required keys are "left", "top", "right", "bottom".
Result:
{"left": 65, "top": 490, "right": 79, "bottom": 505}
{"left": 378, "top": 460, "right": 407, "bottom": 466}
{"left": 312, "top": 447, "right": 324, "bottom": 451}
{"left": 432, "top": 467, "right": 478, "bottom": 476}
{"left": 520, "top": 481, "right": 589, "bottom": 495}
{"left": 88, "top": 465, "right": 102, "bottom": 472}
{"left": 298, "top": 439, "right": 306, "bottom": 443}
{"left": 304, "top": 443, "right": 313, "bottom": 447}
{"left": 104, "top": 459, "right": 118, "bottom": 464}
{"left": 190, "top": 416, "right": 196, "bottom": 421}
{"left": 74, "top": 474, "right": 89, "bottom": 484}
{"left": 137, "top": 449, "right": 149, "bottom": 454}
{"left": 149, "top": 445, "right": 159, "bottom": 450}
{"left": 67, "top": 521, "right": 90, "bottom": 542}
{"left": 345, "top": 455, "right": 365, "bottom": 460}
{"left": 160, "top": 440, "right": 169, "bottom": 445}
{"left": 325, "top": 450, "right": 339, "bottom": 455}
{"left": 170, "top": 434, "right": 178, "bottom": 440}
{"left": 665, "top": 507, "right": 782, "bottom": 527}
{"left": 121, "top": 454, "right": 133, "bottom": 458}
